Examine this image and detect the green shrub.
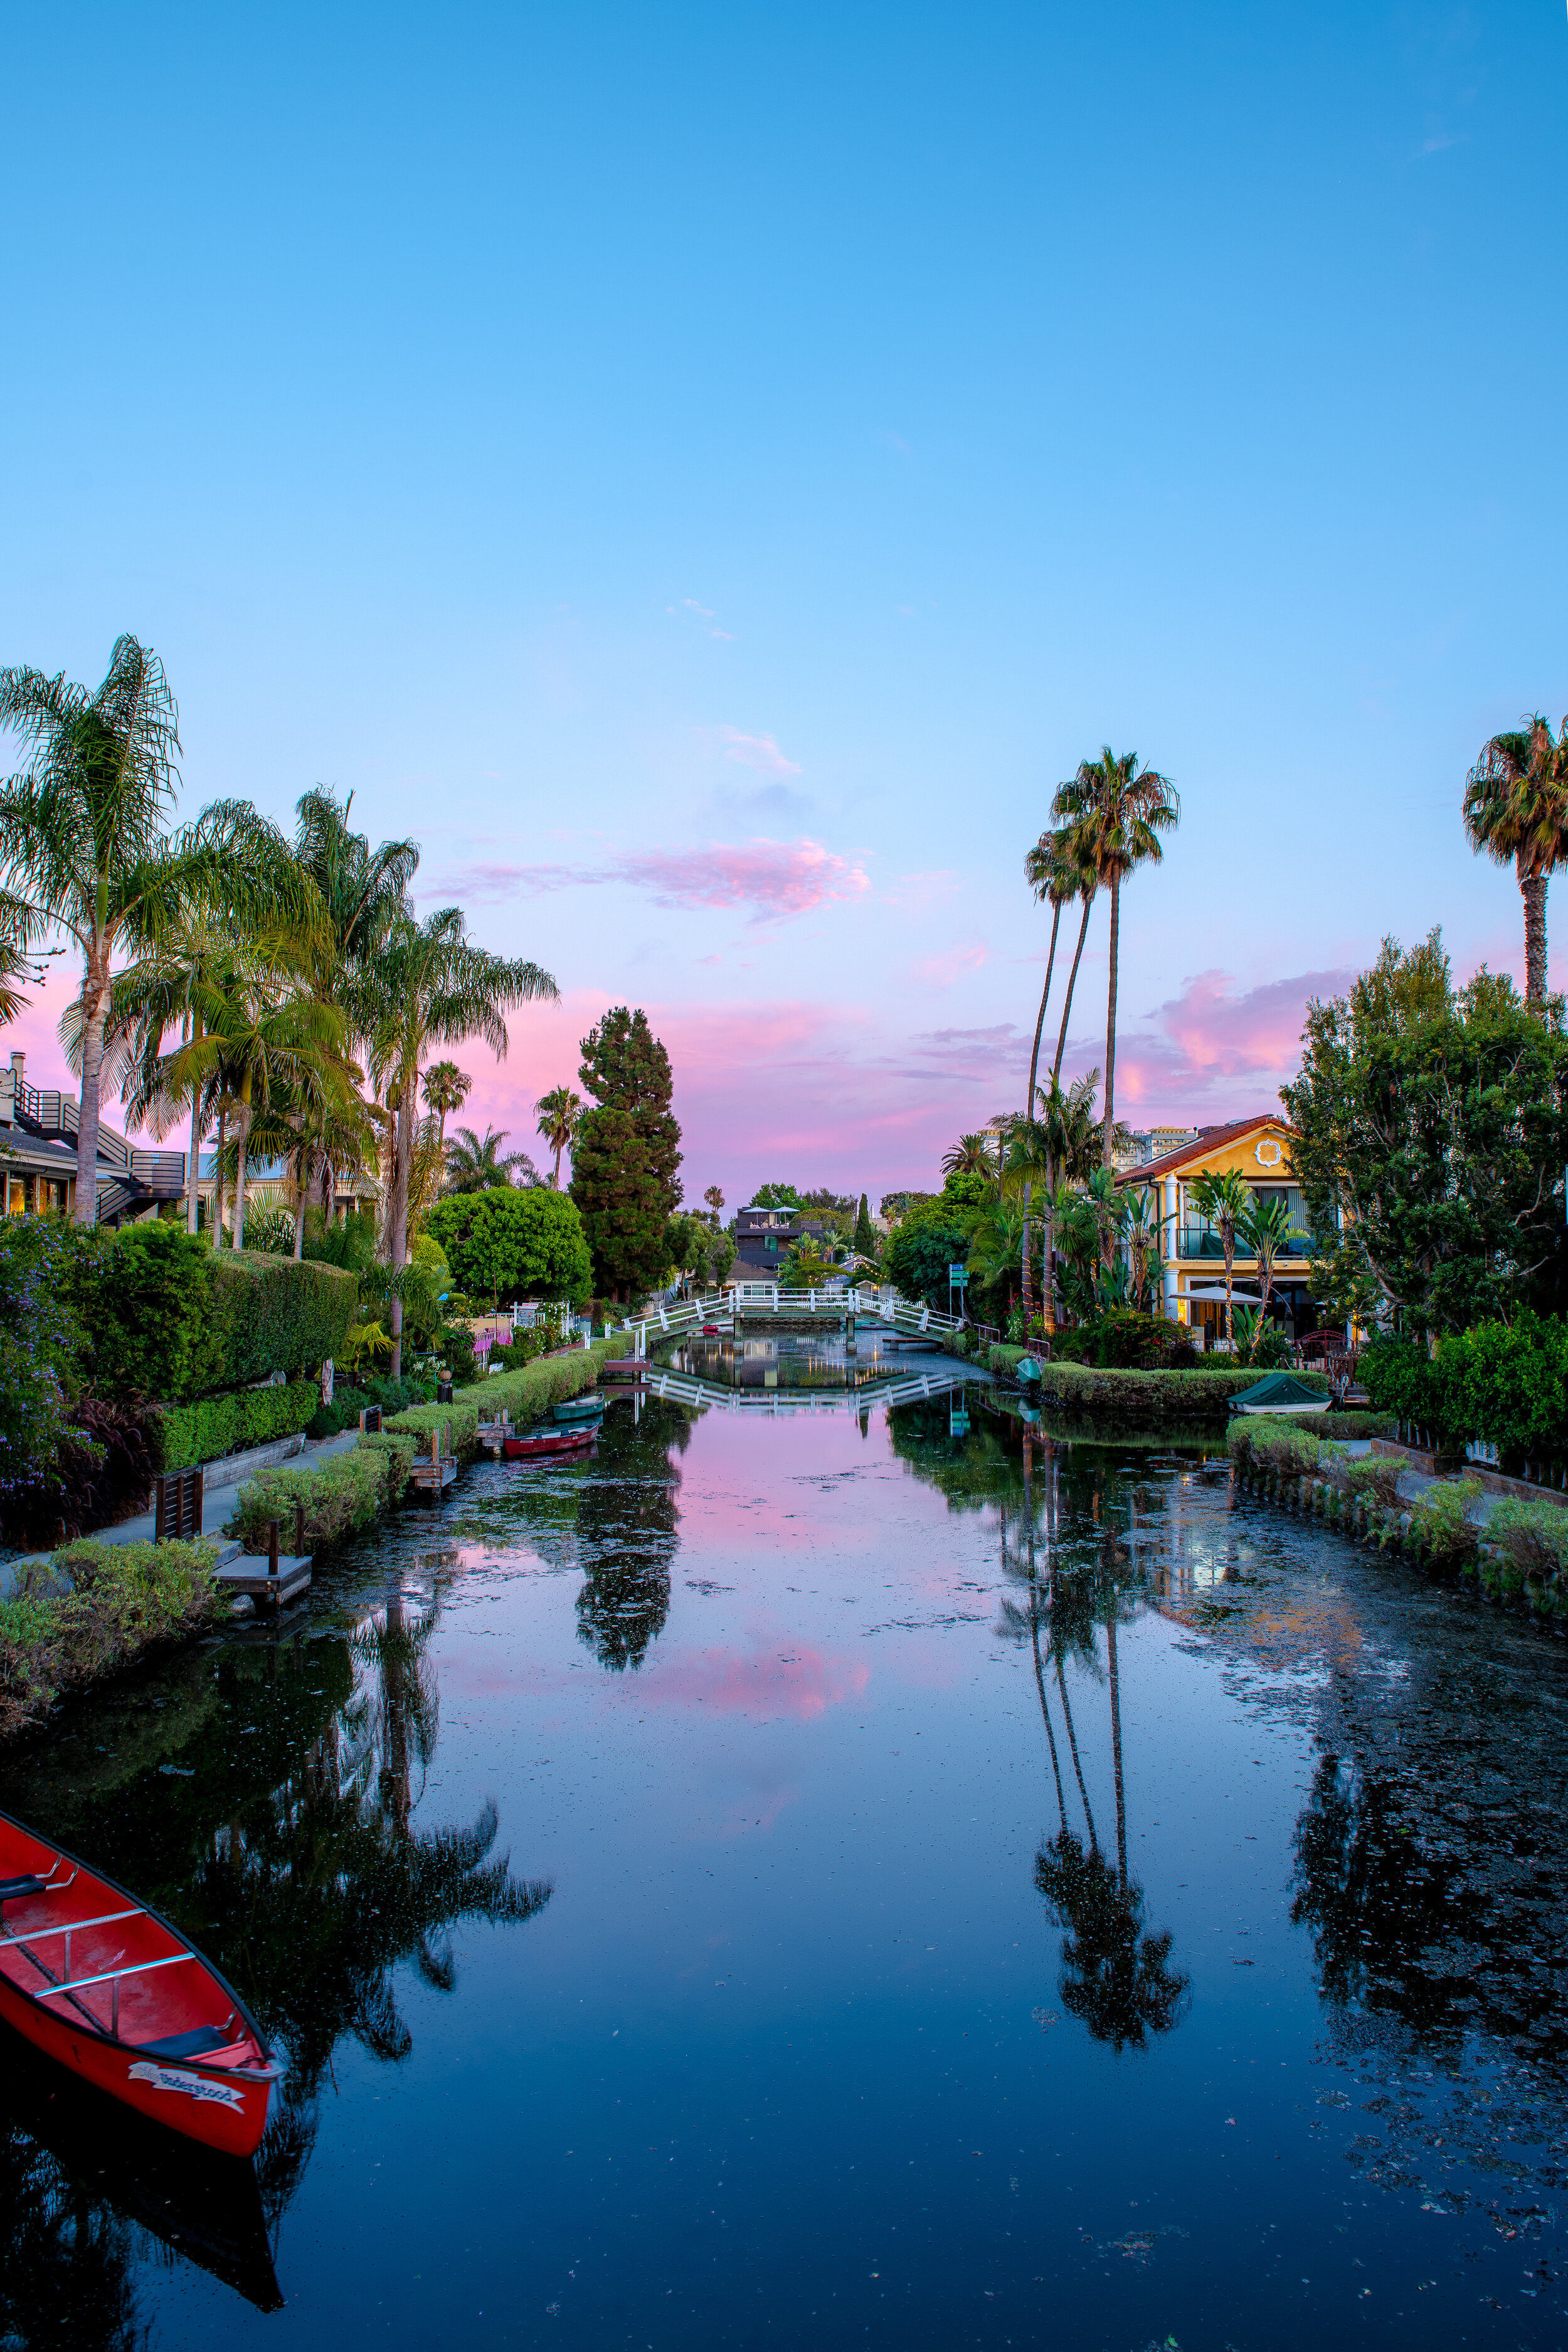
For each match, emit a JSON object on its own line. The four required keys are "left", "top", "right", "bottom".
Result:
{"left": 226, "top": 1450, "right": 388, "bottom": 1551}
{"left": 1364, "top": 1315, "right": 1568, "bottom": 1467}
{"left": 386, "top": 1335, "right": 623, "bottom": 1449}
{"left": 0, "top": 1217, "right": 82, "bottom": 1503}
{"left": 425, "top": 1187, "right": 593, "bottom": 1308}
{"left": 207, "top": 1250, "right": 358, "bottom": 1389}
{"left": 86, "top": 1222, "right": 218, "bottom": 1401}
{"left": 1321, "top": 1410, "right": 1397, "bottom": 1440}
{"left": 1487, "top": 1498, "right": 1568, "bottom": 1587}
{"left": 1335, "top": 1454, "right": 1405, "bottom": 1512}
{"left": 1228, "top": 1416, "right": 1334, "bottom": 1480}
{"left": 1408, "top": 1478, "right": 1483, "bottom": 1567}
{"left": 0, "top": 1538, "right": 221, "bottom": 1740}
{"left": 162, "top": 1379, "right": 317, "bottom": 1468}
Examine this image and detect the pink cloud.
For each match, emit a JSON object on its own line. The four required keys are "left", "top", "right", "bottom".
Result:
{"left": 429, "top": 837, "right": 867, "bottom": 923}
{"left": 1053, "top": 965, "right": 1353, "bottom": 1120}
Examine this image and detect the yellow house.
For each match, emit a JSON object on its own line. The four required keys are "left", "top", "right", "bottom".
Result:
{"left": 1116, "top": 1113, "right": 1328, "bottom": 1350}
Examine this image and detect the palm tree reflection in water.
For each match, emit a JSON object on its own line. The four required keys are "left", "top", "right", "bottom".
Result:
{"left": 574, "top": 1399, "right": 692, "bottom": 1671}
{"left": 998, "top": 1433, "right": 1189, "bottom": 2052}
{"left": 201, "top": 1571, "right": 552, "bottom": 2233}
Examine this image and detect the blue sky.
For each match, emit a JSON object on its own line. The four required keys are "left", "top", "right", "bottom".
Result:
{"left": 4, "top": 3, "right": 1565, "bottom": 1204}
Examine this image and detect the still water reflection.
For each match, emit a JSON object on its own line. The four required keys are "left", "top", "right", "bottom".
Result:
{"left": 3, "top": 1390, "right": 1567, "bottom": 2348}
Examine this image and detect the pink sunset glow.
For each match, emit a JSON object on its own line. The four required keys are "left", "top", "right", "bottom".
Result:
{"left": 431, "top": 837, "right": 869, "bottom": 923}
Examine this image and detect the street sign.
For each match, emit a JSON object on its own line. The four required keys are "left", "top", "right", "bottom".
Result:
{"left": 948, "top": 1265, "right": 968, "bottom": 1284}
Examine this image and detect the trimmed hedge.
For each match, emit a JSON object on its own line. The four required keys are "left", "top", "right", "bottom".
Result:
{"left": 1364, "top": 1315, "right": 1568, "bottom": 1473}
{"left": 162, "top": 1379, "right": 317, "bottom": 1469}
{"left": 998, "top": 1354, "right": 1330, "bottom": 1424}
{"left": 208, "top": 1251, "right": 358, "bottom": 1389}
{"left": 385, "top": 1335, "right": 626, "bottom": 1451}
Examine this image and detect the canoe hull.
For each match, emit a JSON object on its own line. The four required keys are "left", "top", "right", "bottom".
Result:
{"left": 0, "top": 1971, "right": 274, "bottom": 2156}
{"left": 551, "top": 1396, "right": 605, "bottom": 1424}
{"left": 502, "top": 1429, "right": 596, "bottom": 1459}
{"left": 0, "top": 1809, "right": 277, "bottom": 2159}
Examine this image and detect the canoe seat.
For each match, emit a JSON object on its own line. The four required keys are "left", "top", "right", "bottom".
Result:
{"left": 136, "top": 2025, "right": 236, "bottom": 2061}
{"left": 0, "top": 1875, "right": 46, "bottom": 1905}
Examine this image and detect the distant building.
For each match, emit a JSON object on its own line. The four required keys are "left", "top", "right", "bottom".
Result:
{"left": 734, "top": 1202, "right": 832, "bottom": 1274}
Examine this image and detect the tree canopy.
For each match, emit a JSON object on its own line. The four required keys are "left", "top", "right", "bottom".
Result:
{"left": 424, "top": 1185, "right": 592, "bottom": 1306}
{"left": 569, "top": 1007, "right": 682, "bottom": 1300}
{"left": 1281, "top": 931, "right": 1568, "bottom": 1333}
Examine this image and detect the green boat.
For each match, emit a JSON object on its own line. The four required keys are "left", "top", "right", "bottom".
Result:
{"left": 553, "top": 1392, "right": 607, "bottom": 1426}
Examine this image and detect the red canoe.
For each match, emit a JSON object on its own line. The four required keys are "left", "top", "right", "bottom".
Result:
{"left": 502, "top": 1426, "right": 597, "bottom": 1460}
{"left": 0, "top": 1809, "right": 279, "bottom": 2158}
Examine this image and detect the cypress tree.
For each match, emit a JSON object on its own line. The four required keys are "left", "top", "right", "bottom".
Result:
{"left": 854, "top": 1192, "right": 876, "bottom": 1259}
{"left": 569, "top": 1007, "right": 683, "bottom": 1300}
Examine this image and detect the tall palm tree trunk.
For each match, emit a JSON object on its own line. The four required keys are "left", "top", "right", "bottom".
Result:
{"left": 72, "top": 948, "right": 112, "bottom": 1226}
{"left": 213, "top": 1102, "right": 228, "bottom": 1242}
{"left": 233, "top": 1085, "right": 253, "bottom": 1250}
{"left": 1522, "top": 862, "right": 1549, "bottom": 1007}
{"left": 184, "top": 1021, "right": 204, "bottom": 1234}
{"left": 388, "top": 1081, "right": 416, "bottom": 1381}
{"left": 1020, "top": 902, "right": 1063, "bottom": 1330}
{"left": 1039, "top": 896, "right": 1094, "bottom": 1334}
{"left": 1101, "top": 872, "right": 1121, "bottom": 1168}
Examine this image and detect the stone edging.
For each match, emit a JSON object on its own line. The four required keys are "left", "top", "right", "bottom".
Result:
{"left": 1232, "top": 1461, "right": 1568, "bottom": 1633}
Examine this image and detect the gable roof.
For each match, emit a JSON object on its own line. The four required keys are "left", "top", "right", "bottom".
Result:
{"left": 1115, "top": 1113, "right": 1296, "bottom": 1186}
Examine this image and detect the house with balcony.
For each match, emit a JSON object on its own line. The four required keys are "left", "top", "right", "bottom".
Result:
{"left": 0, "top": 1050, "right": 377, "bottom": 1229}
{"left": 734, "top": 1202, "right": 834, "bottom": 1275}
{"left": 1114, "top": 1113, "right": 1327, "bottom": 1348}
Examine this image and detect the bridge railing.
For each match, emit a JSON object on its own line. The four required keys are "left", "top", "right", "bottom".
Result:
{"left": 607, "top": 1283, "right": 974, "bottom": 1355}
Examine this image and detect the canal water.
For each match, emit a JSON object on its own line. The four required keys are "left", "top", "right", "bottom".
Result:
{"left": 3, "top": 1384, "right": 1567, "bottom": 2351}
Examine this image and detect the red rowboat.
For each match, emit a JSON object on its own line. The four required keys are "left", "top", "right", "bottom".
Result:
{"left": 502, "top": 1425, "right": 597, "bottom": 1461}
{"left": 0, "top": 1809, "right": 279, "bottom": 2158}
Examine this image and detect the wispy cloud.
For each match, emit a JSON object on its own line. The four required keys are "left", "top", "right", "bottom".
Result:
{"left": 916, "top": 941, "right": 987, "bottom": 987}
{"left": 434, "top": 837, "right": 869, "bottom": 922}
{"left": 709, "top": 726, "right": 802, "bottom": 779}
{"left": 1052, "top": 966, "right": 1355, "bottom": 1115}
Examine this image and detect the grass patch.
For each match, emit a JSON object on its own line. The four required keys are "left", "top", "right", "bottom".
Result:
{"left": 1409, "top": 1478, "right": 1483, "bottom": 1569}
{"left": 1488, "top": 1496, "right": 1568, "bottom": 1591}
{"left": 0, "top": 1539, "right": 222, "bottom": 1741}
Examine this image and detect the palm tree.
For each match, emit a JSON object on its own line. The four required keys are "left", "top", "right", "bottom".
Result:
{"left": 1187, "top": 1168, "right": 1249, "bottom": 1349}
{"left": 164, "top": 956, "right": 350, "bottom": 1248}
{"left": 363, "top": 909, "right": 557, "bottom": 1376}
{"left": 941, "top": 1131, "right": 997, "bottom": 1183}
{"left": 704, "top": 1184, "right": 725, "bottom": 1226}
{"left": 1464, "top": 716, "right": 1568, "bottom": 1007}
{"left": 1054, "top": 749, "right": 1179, "bottom": 1167}
{"left": 293, "top": 788, "right": 418, "bottom": 1221}
{"left": 422, "top": 1061, "right": 471, "bottom": 1156}
{"left": 1237, "top": 1191, "right": 1293, "bottom": 1360}
{"left": 444, "top": 1124, "right": 537, "bottom": 1194}
{"left": 534, "top": 1084, "right": 583, "bottom": 1188}
{"left": 0, "top": 638, "right": 307, "bottom": 1222}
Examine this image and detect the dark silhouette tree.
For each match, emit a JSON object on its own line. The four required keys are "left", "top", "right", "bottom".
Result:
{"left": 569, "top": 1007, "right": 682, "bottom": 1301}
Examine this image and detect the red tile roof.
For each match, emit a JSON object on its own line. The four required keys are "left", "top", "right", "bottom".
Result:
{"left": 1114, "top": 1114, "right": 1296, "bottom": 1186}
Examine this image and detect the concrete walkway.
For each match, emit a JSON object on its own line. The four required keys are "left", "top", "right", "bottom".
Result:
{"left": 0, "top": 1426, "right": 364, "bottom": 1597}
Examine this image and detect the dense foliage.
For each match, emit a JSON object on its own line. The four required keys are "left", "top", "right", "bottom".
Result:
{"left": 1282, "top": 934, "right": 1568, "bottom": 1334}
{"left": 80, "top": 1222, "right": 218, "bottom": 1401}
{"left": 1362, "top": 1313, "right": 1568, "bottom": 1469}
{"left": 425, "top": 1185, "right": 593, "bottom": 1306}
{"left": 0, "top": 1218, "right": 80, "bottom": 1506}
{"left": 162, "top": 1379, "right": 318, "bottom": 1469}
{"left": 208, "top": 1249, "right": 359, "bottom": 1386}
{"left": 569, "top": 1007, "right": 682, "bottom": 1300}
{"left": 883, "top": 1177, "right": 983, "bottom": 1309}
